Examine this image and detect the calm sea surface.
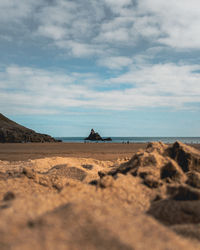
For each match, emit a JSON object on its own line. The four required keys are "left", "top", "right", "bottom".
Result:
{"left": 55, "top": 137, "right": 200, "bottom": 144}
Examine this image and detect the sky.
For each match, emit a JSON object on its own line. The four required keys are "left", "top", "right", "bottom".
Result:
{"left": 0, "top": 0, "right": 200, "bottom": 137}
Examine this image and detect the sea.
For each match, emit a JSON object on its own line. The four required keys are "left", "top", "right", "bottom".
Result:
{"left": 55, "top": 137, "right": 200, "bottom": 144}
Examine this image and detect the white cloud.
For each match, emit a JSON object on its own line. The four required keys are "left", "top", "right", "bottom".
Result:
{"left": 0, "top": 63, "right": 200, "bottom": 115}
{"left": 56, "top": 41, "right": 106, "bottom": 57}
{"left": 0, "top": 1, "right": 200, "bottom": 116}
{"left": 96, "top": 28, "right": 131, "bottom": 44}
{"left": 1, "top": 0, "right": 200, "bottom": 61}
{"left": 108, "top": 63, "right": 200, "bottom": 101}
{"left": 137, "top": 0, "right": 200, "bottom": 49}
{"left": 103, "top": 0, "right": 132, "bottom": 14}
{"left": 0, "top": 0, "right": 37, "bottom": 23}
{"left": 97, "top": 56, "right": 132, "bottom": 69}
{"left": 37, "top": 25, "right": 66, "bottom": 40}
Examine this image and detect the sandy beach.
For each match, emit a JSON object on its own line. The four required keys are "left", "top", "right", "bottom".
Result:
{"left": 1, "top": 0, "right": 200, "bottom": 248}
{"left": 0, "top": 141, "right": 200, "bottom": 250}
{"left": 0, "top": 142, "right": 149, "bottom": 161}
{"left": 0, "top": 142, "right": 200, "bottom": 161}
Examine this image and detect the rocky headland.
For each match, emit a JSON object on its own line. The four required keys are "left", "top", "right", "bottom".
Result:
{"left": 0, "top": 113, "right": 57, "bottom": 143}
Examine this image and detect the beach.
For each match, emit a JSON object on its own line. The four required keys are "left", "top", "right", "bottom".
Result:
{"left": 0, "top": 142, "right": 200, "bottom": 161}
{"left": 1, "top": 0, "right": 200, "bottom": 249}
{"left": 0, "top": 141, "right": 200, "bottom": 250}
{"left": 0, "top": 142, "right": 149, "bottom": 161}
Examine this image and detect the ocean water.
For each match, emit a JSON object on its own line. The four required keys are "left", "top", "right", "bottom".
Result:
{"left": 55, "top": 137, "right": 200, "bottom": 144}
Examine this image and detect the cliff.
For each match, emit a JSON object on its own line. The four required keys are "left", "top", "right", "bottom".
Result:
{"left": 0, "top": 113, "right": 57, "bottom": 143}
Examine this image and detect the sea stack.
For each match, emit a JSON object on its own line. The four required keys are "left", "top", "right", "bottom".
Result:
{"left": 0, "top": 113, "right": 57, "bottom": 143}
{"left": 85, "top": 129, "right": 103, "bottom": 141}
{"left": 84, "top": 129, "right": 112, "bottom": 141}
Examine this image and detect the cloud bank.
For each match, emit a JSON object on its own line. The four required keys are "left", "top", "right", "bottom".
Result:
{"left": 1, "top": 63, "right": 200, "bottom": 114}
{"left": 0, "top": 0, "right": 200, "bottom": 114}
{"left": 1, "top": 0, "right": 200, "bottom": 53}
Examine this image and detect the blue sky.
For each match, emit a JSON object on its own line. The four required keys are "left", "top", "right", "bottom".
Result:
{"left": 0, "top": 0, "right": 200, "bottom": 137}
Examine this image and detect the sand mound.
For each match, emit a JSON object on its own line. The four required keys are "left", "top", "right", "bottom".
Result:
{"left": 91, "top": 141, "right": 200, "bottom": 242}
{"left": 99, "top": 141, "right": 189, "bottom": 190}
{"left": 100, "top": 141, "right": 200, "bottom": 188}
{"left": 171, "top": 224, "right": 200, "bottom": 241}
{"left": 168, "top": 141, "right": 200, "bottom": 172}
{"left": 0, "top": 142, "right": 200, "bottom": 249}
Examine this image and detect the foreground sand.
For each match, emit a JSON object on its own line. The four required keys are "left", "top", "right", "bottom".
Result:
{"left": 0, "top": 142, "right": 200, "bottom": 249}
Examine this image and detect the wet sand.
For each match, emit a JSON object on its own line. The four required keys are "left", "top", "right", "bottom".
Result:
{"left": 0, "top": 142, "right": 148, "bottom": 161}
{"left": 0, "top": 142, "right": 200, "bottom": 161}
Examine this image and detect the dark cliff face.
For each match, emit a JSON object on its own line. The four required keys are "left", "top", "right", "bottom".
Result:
{"left": 0, "top": 113, "right": 56, "bottom": 143}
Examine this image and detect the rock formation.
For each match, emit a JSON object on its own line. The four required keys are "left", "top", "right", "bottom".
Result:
{"left": 85, "top": 129, "right": 103, "bottom": 141}
{"left": 84, "top": 129, "right": 112, "bottom": 141}
{"left": 103, "top": 137, "right": 112, "bottom": 141}
{"left": 0, "top": 113, "right": 57, "bottom": 143}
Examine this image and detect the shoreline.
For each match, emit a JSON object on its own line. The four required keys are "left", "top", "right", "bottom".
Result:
{"left": 0, "top": 142, "right": 200, "bottom": 162}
